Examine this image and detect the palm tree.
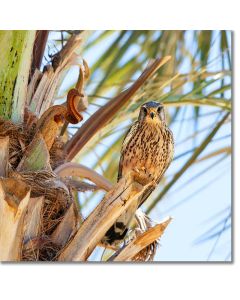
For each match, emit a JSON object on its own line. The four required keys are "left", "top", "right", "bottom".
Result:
{"left": 0, "top": 30, "right": 231, "bottom": 261}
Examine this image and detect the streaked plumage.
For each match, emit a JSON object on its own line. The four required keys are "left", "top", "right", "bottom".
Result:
{"left": 102, "top": 101, "right": 174, "bottom": 246}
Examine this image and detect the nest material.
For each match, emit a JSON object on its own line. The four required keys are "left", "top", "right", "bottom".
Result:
{"left": 0, "top": 118, "right": 31, "bottom": 169}
{"left": 11, "top": 169, "right": 72, "bottom": 236}
{"left": 10, "top": 169, "right": 69, "bottom": 200}
{"left": 16, "top": 169, "right": 73, "bottom": 261}
{"left": 22, "top": 236, "right": 61, "bottom": 261}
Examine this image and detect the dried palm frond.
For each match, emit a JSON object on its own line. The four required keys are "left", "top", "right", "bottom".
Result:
{"left": 132, "top": 240, "right": 158, "bottom": 262}
{"left": 110, "top": 217, "right": 172, "bottom": 262}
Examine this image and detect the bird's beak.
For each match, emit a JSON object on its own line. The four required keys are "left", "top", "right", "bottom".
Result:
{"left": 150, "top": 112, "right": 155, "bottom": 119}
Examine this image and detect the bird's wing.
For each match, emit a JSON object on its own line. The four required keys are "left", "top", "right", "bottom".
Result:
{"left": 117, "top": 121, "right": 139, "bottom": 181}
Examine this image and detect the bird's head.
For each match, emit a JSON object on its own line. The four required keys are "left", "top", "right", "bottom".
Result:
{"left": 138, "top": 101, "right": 166, "bottom": 125}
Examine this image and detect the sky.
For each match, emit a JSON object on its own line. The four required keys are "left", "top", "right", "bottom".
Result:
{"left": 48, "top": 30, "right": 231, "bottom": 261}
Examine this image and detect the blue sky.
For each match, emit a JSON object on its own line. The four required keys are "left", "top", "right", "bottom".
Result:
{"left": 49, "top": 30, "right": 231, "bottom": 261}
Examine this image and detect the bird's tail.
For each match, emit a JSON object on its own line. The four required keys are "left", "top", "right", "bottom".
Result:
{"left": 101, "top": 201, "right": 138, "bottom": 247}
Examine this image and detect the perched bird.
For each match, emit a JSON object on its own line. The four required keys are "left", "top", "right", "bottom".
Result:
{"left": 102, "top": 101, "right": 174, "bottom": 247}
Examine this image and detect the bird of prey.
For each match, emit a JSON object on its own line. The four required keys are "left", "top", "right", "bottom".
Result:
{"left": 102, "top": 101, "right": 174, "bottom": 247}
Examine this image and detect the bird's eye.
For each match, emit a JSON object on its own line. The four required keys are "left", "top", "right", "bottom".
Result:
{"left": 142, "top": 107, "right": 148, "bottom": 114}
{"left": 157, "top": 106, "right": 162, "bottom": 114}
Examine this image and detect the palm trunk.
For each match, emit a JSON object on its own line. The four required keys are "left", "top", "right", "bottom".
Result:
{"left": 0, "top": 30, "right": 36, "bottom": 122}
